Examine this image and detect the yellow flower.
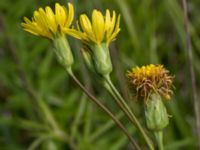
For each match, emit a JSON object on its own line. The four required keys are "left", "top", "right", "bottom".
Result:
{"left": 21, "top": 3, "right": 74, "bottom": 40}
{"left": 69, "top": 9, "right": 121, "bottom": 46}
{"left": 127, "top": 64, "right": 174, "bottom": 102}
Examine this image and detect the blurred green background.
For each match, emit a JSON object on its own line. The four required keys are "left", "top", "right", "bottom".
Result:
{"left": 0, "top": 0, "right": 200, "bottom": 149}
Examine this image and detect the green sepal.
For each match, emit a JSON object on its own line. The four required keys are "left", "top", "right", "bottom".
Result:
{"left": 90, "top": 43, "right": 113, "bottom": 76}
{"left": 53, "top": 35, "right": 74, "bottom": 68}
{"left": 145, "top": 93, "right": 169, "bottom": 131}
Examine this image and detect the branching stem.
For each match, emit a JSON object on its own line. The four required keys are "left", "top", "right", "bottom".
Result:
{"left": 104, "top": 75, "right": 154, "bottom": 150}
{"left": 66, "top": 68, "right": 141, "bottom": 150}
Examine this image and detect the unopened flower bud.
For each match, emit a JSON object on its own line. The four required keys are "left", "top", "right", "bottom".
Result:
{"left": 81, "top": 48, "right": 94, "bottom": 72}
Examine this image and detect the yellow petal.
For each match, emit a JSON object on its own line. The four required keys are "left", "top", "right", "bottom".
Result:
{"left": 107, "top": 14, "right": 120, "bottom": 44}
{"left": 64, "top": 28, "right": 82, "bottom": 39}
{"left": 111, "top": 11, "right": 116, "bottom": 30}
{"left": 115, "top": 14, "right": 121, "bottom": 32}
{"left": 106, "top": 11, "right": 116, "bottom": 39}
{"left": 38, "top": 8, "right": 49, "bottom": 28}
{"left": 22, "top": 22, "right": 44, "bottom": 37}
{"left": 55, "top": 3, "right": 66, "bottom": 27}
{"left": 92, "top": 10, "right": 105, "bottom": 43}
{"left": 33, "top": 9, "right": 48, "bottom": 36}
{"left": 65, "top": 3, "right": 74, "bottom": 27}
{"left": 33, "top": 10, "right": 42, "bottom": 27}
{"left": 76, "top": 21, "right": 81, "bottom": 31}
{"left": 80, "top": 14, "right": 96, "bottom": 42}
{"left": 36, "top": 8, "right": 54, "bottom": 38}
{"left": 23, "top": 17, "right": 32, "bottom": 24}
{"left": 23, "top": 28, "right": 40, "bottom": 36}
{"left": 45, "top": 6, "right": 57, "bottom": 33}
{"left": 80, "top": 14, "right": 92, "bottom": 33}
{"left": 105, "top": 9, "right": 111, "bottom": 30}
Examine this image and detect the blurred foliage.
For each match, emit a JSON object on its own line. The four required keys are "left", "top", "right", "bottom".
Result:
{"left": 0, "top": 0, "right": 200, "bottom": 149}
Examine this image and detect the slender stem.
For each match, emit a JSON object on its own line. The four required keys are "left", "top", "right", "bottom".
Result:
{"left": 104, "top": 75, "right": 154, "bottom": 150}
{"left": 154, "top": 131, "right": 164, "bottom": 150}
{"left": 66, "top": 68, "right": 141, "bottom": 150}
{"left": 182, "top": 0, "right": 200, "bottom": 149}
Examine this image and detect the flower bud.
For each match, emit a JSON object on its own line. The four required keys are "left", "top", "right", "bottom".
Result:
{"left": 81, "top": 48, "right": 94, "bottom": 72}
{"left": 53, "top": 35, "right": 74, "bottom": 69}
{"left": 145, "top": 93, "right": 169, "bottom": 131}
{"left": 90, "top": 43, "right": 113, "bottom": 76}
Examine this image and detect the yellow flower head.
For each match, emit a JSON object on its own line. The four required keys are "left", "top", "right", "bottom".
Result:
{"left": 21, "top": 3, "right": 74, "bottom": 40}
{"left": 127, "top": 64, "right": 174, "bottom": 102}
{"left": 70, "top": 9, "right": 120, "bottom": 46}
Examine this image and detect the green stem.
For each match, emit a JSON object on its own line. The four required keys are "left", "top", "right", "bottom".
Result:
{"left": 104, "top": 75, "right": 154, "bottom": 150}
{"left": 66, "top": 68, "right": 141, "bottom": 150}
{"left": 154, "top": 131, "right": 164, "bottom": 150}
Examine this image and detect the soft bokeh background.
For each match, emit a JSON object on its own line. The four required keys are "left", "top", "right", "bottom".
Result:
{"left": 0, "top": 0, "right": 200, "bottom": 149}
